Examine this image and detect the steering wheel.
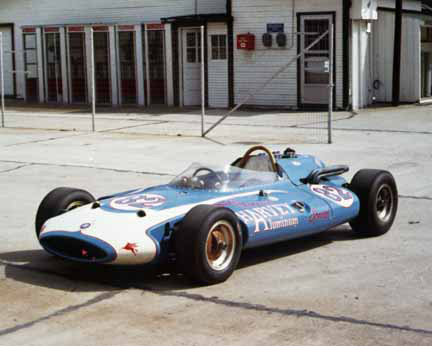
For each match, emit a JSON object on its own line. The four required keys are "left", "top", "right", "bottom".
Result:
{"left": 238, "top": 145, "right": 278, "bottom": 173}
{"left": 192, "top": 167, "right": 224, "bottom": 185}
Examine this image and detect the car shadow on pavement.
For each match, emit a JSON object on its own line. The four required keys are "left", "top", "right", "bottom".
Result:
{"left": 238, "top": 226, "right": 357, "bottom": 269}
{"left": 0, "top": 227, "right": 359, "bottom": 293}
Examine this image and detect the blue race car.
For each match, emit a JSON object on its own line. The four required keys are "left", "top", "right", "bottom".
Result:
{"left": 36, "top": 146, "right": 398, "bottom": 284}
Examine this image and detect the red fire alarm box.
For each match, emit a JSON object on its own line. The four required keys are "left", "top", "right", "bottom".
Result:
{"left": 237, "top": 33, "right": 255, "bottom": 50}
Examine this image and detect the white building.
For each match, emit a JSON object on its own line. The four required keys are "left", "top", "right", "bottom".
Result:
{"left": 0, "top": 0, "right": 431, "bottom": 110}
{"left": 0, "top": 0, "right": 230, "bottom": 108}
{"left": 232, "top": 0, "right": 432, "bottom": 109}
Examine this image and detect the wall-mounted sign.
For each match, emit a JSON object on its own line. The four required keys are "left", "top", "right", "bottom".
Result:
{"left": 118, "top": 25, "right": 135, "bottom": 31}
{"left": 93, "top": 26, "right": 109, "bottom": 32}
{"left": 323, "top": 60, "right": 330, "bottom": 73}
{"left": 267, "top": 23, "right": 284, "bottom": 33}
{"left": 68, "top": 26, "right": 85, "bottom": 32}
{"left": 44, "top": 27, "right": 60, "bottom": 33}
{"left": 147, "top": 23, "right": 164, "bottom": 30}
{"left": 237, "top": 33, "right": 255, "bottom": 50}
{"left": 22, "top": 27, "right": 36, "bottom": 33}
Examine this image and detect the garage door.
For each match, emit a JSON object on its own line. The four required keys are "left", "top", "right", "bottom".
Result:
{"left": 0, "top": 26, "right": 14, "bottom": 96}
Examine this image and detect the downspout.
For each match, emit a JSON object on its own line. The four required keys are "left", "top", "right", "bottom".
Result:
{"left": 343, "top": 0, "right": 350, "bottom": 110}
{"left": 288, "top": 0, "right": 296, "bottom": 50}
{"left": 227, "top": 0, "right": 234, "bottom": 107}
{"left": 392, "top": 0, "right": 403, "bottom": 106}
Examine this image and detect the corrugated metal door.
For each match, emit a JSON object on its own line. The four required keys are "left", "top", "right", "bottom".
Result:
{"left": 68, "top": 28, "right": 87, "bottom": 103}
{"left": 147, "top": 29, "right": 166, "bottom": 104}
{"left": 118, "top": 27, "right": 137, "bottom": 104}
{"left": 23, "top": 31, "right": 39, "bottom": 101}
{"left": 0, "top": 26, "right": 13, "bottom": 96}
{"left": 93, "top": 29, "right": 111, "bottom": 104}
{"left": 44, "top": 29, "right": 63, "bottom": 102}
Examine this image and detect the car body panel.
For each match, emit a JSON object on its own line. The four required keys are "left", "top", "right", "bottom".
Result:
{"left": 38, "top": 152, "right": 360, "bottom": 266}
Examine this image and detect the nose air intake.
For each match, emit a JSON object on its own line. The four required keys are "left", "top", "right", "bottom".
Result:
{"left": 40, "top": 233, "right": 116, "bottom": 263}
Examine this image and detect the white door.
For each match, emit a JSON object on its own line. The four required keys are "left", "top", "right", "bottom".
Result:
{"left": 0, "top": 26, "right": 14, "bottom": 96}
{"left": 182, "top": 29, "right": 201, "bottom": 106}
{"left": 300, "top": 15, "right": 333, "bottom": 105}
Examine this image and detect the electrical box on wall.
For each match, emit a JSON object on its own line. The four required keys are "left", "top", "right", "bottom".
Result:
{"left": 237, "top": 33, "right": 255, "bottom": 50}
{"left": 262, "top": 33, "right": 272, "bottom": 48}
{"left": 276, "top": 33, "right": 287, "bottom": 47}
{"left": 351, "top": 0, "right": 378, "bottom": 20}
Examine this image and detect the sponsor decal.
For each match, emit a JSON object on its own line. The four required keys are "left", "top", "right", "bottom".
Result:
{"left": 123, "top": 243, "right": 139, "bottom": 256}
{"left": 292, "top": 161, "right": 302, "bottom": 166}
{"left": 215, "top": 200, "right": 275, "bottom": 208}
{"left": 310, "top": 185, "right": 354, "bottom": 208}
{"left": 110, "top": 194, "right": 166, "bottom": 211}
{"left": 309, "top": 209, "right": 330, "bottom": 223}
{"left": 235, "top": 203, "right": 299, "bottom": 233}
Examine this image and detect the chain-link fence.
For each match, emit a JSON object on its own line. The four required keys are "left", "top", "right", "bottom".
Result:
{"left": 0, "top": 25, "right": 340, "bottom": 144}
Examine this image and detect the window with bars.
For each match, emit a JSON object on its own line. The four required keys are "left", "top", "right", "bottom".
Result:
{"left": 186, "top": 32, "right": 201, "bottom": 63}
{"left": 304, "top": 19, "right": 329, "bottom": 51}
{"left": 211, "top": 34, "right": 227, "bottom": 60}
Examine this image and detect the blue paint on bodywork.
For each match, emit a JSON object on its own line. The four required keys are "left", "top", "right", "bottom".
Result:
{"left": 41, "top": 152, "right": 361, "bottom": 265}
{"left": 99, "top": 155, "right": 360, "bottom": 253}
{"left": 277, "top": 154, "right": 324, "bottom": 185}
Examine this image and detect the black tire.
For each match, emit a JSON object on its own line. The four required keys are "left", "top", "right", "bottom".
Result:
{"left": 35, "top": 187, "right": 95, "bottom": 238}
{"left": 349, "top": 169, "right": 398, "bottom": 237}
{"left": 175, "top": 205, "right": 243, "bottom": 285}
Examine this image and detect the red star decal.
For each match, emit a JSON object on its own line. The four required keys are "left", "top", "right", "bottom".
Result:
{"left": 81, "top": 249, "right": 88, "bottom": 257}
{"left": 123, "top": 243, "right": 138, "bottom": 256}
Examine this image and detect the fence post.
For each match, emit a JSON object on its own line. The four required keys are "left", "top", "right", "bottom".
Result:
{"left": 200, "top": 25, "right": 205, "bottom": 137}
{"left": 328, "top": 24, "right": 334, "bottom": 144}
{"left": 0, "top": 32, "right": 4, "bottom": 128}
{"left": 90, "top": 28, "right": 96, "bottom": 132}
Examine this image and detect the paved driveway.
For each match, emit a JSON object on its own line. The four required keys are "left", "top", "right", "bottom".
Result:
{"left": 0, "top": 104, "right": 431, "bottom": 345}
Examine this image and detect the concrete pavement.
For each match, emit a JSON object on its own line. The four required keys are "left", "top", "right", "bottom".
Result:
{"left": 0, "top": 104, "right": 431, "bottom": 345}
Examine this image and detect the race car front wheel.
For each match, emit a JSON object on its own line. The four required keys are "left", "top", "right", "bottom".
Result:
{"left": 349, "top": 169, "right": 398, "bottom": 237}
{"left": 176, "top": 205, "right": 243, "bottom": 285}
{"left": 35, "top": 187, "right": 95, "bottom": 238}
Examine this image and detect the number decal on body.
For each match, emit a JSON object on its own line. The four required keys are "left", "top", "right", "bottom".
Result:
{"left": 109, "top": 194, "right": 166, "bottom": 211}
{"left": 310, "top": 185, "right": 354, "bottom": 208}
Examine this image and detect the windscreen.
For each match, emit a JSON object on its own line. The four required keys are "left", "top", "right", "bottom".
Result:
{"left": 169, "top": 163, "right": 279, "bottom": 192}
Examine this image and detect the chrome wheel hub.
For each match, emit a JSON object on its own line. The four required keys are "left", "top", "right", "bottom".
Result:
{"left": 376, "top": 184, "right": 394, "bottom": 223}
{"left": 205, "top": 221, "right": 236, "bottom": 271}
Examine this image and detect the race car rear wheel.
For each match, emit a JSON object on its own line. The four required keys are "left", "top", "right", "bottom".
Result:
{"left": 349, "top": 169, "right": 398, "bottom": 237}
{"left": 35, "top": 187, "right": 95, "bottom": 238}
{"left": 176, "top": 205, "right": 242, "bottom": 285}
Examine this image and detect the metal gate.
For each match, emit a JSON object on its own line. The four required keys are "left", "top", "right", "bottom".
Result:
{"left": 201, "top": 25, "right": 335, "bottom": 144}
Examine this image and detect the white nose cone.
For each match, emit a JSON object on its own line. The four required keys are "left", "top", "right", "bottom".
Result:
{"left": 81, "top": 210, "right": 159, "bottom": 265}
{"left": 40, "top": 205, "right": 159, "bottom": 265}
